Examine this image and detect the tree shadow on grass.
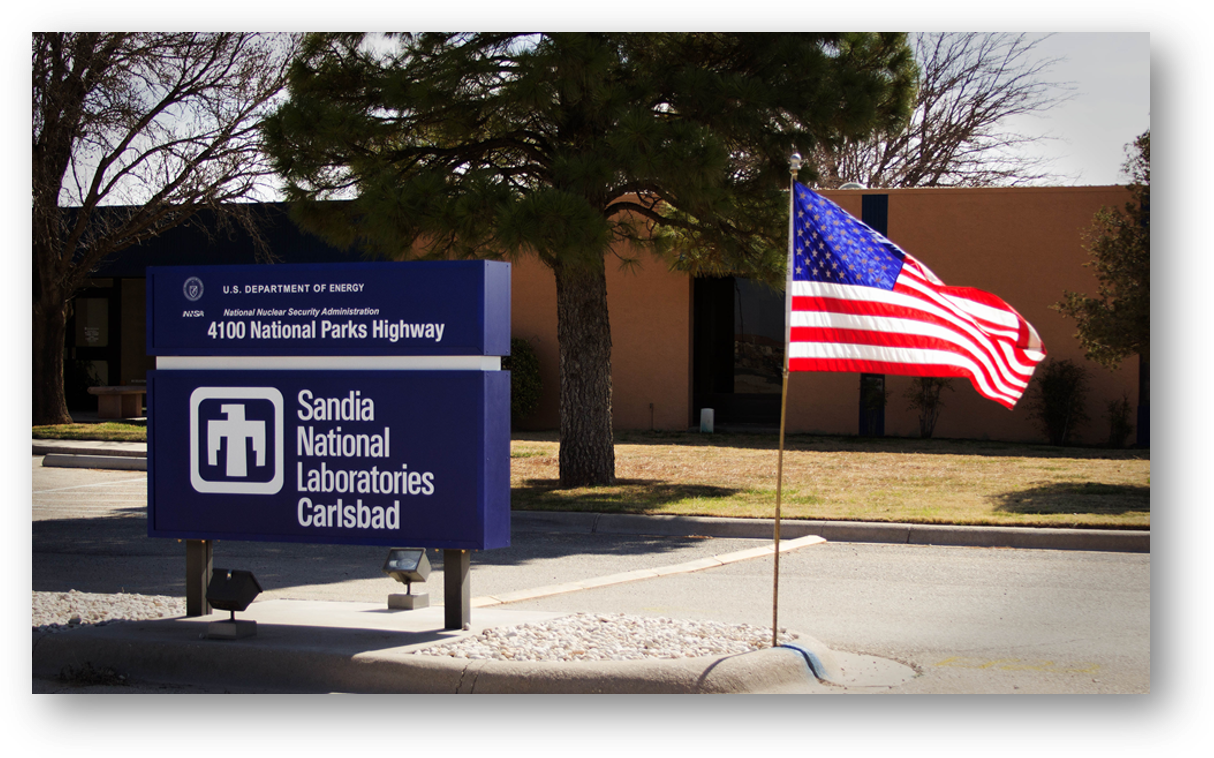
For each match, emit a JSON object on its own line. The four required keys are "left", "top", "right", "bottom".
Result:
{"left": 991, "top": 482, "right": 1151, "bottom": 516}
{"left": 513, "top": 478, "right": 741, "bottom": 514}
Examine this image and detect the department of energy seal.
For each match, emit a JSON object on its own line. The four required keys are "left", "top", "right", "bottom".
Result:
{"left": 183, "top": 276, "right": 204, "bottom": 302}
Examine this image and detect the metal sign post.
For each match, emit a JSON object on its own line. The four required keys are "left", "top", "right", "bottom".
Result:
{"left": 185, "top": 539, "right": 212, "bottom": 617}
{"left": 444, "top": 550, "right": 471, "bottom": 631}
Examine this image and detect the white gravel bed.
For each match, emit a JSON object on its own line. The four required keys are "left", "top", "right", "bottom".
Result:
{"left": 32, "top": 590, "right": 186, "bottom": 633}
{"left": 411, "top": 612, "right": 798, "bottom": 661}
{"left": 32, "top": 592, "right": 796, "bottom": 662}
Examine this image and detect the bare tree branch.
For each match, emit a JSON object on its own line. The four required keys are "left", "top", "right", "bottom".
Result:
{"left": 31, "top": 32, "right": 301, "bottom": 424}
{"left": 812, "top": 33, "right": 1075, "bottom": 189}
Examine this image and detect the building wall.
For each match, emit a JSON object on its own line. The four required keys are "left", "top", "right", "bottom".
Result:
{"left": 510, "top": 242, "right": 693, "bottom": 431}
{"left": 120, "top": 278, "right": 155, "bottom": 386}
{"left": 101, "top": 186, "right": 1141, "bottom": 445}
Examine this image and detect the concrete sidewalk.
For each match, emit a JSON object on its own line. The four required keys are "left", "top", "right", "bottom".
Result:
{"left": 33, "top": 529, "right": 901, "bottom": 693}
{"left": 34, "top": 600, "right": 878, "bottom": 694}
{"left": 31, "top": 528, "right": 844, "bottom": 693}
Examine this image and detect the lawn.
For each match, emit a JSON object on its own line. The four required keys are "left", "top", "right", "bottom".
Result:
{"left": 32, "top": 421, "right": 147, "bottom": 442}
{"left": 32, "top": 423, "right": 1150, "bottom": 529}
{"left": 510, "top": 431, "right": 1150, "bottom": 530}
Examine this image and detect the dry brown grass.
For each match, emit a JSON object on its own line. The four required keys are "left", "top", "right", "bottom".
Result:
{"left": 511, "top": 431, "right": 1150, "bottom": 529}
{"left": 33, "top": 422, "right": 1149, "bottom": 529}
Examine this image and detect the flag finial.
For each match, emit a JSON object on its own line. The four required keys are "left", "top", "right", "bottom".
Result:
{"left": 789, "top": 153, "right": 803, "bottom": 173}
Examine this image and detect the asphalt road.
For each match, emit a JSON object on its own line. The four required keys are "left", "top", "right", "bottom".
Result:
{"left": 501, "top": 542, "right": 1150, "bottom": 694}
{"left": 32, "top": 457, "right": 1151, "bottom": 694}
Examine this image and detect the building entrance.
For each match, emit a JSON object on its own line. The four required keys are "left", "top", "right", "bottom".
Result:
{"left": 692, "top": 277, "right": 785, "bottom": 427}
{"left": 64, "top": 279, "right": 122, "bottom": 411}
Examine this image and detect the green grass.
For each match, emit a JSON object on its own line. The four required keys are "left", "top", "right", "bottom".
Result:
{"left": 510, "top": 449, "right": 548, "bottom": 459}
{"left": 33, "top": 421, "right": 147, "bottom": 442}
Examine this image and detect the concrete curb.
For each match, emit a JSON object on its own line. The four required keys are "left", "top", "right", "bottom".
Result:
{"left": 34, "top": 442, "right": 147, "bottom": 457}
{"left": 473, "top": 535, "right": 826, "bottom": 607}
{"left": 513, "top": 512, "right": 1150, "bottom": 553}
{"left": 31, "top": 602, "right": 824, "bottom": 694}
{"left": 41, "top": 453, "right": 147, "bottom": 471}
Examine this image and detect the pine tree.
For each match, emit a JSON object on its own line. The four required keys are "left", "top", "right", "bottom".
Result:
{"left": 263, "top": 33, "right": 917, "bottom": 486}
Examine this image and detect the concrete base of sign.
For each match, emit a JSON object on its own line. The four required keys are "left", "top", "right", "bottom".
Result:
{"left": 388, "top": 592, "right": 430, "bottom": 610}
{"left": 206, "top": 619, "right": 257, "bottom": 640}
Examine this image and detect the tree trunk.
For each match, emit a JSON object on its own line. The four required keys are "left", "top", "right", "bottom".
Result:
{"left": 552, "top": 256, "right": 615, "bottom": 487}
{"left": 32, "top": 290, "right": 73, "bottom": 425}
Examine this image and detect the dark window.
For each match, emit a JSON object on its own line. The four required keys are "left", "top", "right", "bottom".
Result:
{"left": 693, "top": 277, "right": 784, "bottom": 427}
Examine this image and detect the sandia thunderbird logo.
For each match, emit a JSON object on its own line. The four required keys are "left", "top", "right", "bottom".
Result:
{"left": 183, "top": 276, "right": 204, "bottom": 301}
{"left": 189, "top": 387, "right": 283, "bottom": 494}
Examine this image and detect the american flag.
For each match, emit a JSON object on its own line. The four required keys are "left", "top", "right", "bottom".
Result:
{"left": 786, "top": 183, "right": 1045, "bottom": 409}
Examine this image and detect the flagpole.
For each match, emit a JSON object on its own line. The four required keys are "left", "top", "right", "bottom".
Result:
{"left": 773, "top": 153, "right": 803, "bottom": 648}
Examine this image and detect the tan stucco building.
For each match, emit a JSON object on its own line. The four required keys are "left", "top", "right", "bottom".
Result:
{"left": 78, "top": 184, "right": 1143, "bottom": 446}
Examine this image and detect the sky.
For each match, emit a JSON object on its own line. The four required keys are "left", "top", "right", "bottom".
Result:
{"left": 1002, "top": 32, "right": 1151, "bottom": 186}
{"left": 347, "top": 32, "right": 1154, "bottom": 188}
{"left": 353, "top": 32, "right": 1149, "bottom": 188}
{"left": 348, "top": 31, "right": 1151, "bottom": 188}
{"left": 15, "top": 28, "right": 1150, "bottom": 196}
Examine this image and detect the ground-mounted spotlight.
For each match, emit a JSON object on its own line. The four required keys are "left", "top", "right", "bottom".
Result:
{"left": 383, "top": 548, "right": 431, "bottom": 610}
{"left": 205, "top": 568, "right": 262, "bottom": 639}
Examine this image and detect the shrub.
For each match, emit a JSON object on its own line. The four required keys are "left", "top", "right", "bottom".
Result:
{"left": 1027, "top": 359, "right": 1090, "bottom": 446}
{"left": 1105, "top": 394, "right": 1134, "bottom": 448}
{"left": 502, "top": 337, "right": 542, "bottom": 425}
{"left": 860, "top": 374, "right": 890, "bottom": 410}
{"left": 903, "top": 377, "right": 954, "bottom": 439}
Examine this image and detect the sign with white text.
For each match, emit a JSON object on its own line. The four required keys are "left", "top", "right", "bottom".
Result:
{"left": 148, "top": 369, "right": 510, "bottom": 549}
{"left": 146, "top": 260, "right": 512, "bottom": 551}
{"left": 147, "top": 260, "right": 511, "bottom": 357}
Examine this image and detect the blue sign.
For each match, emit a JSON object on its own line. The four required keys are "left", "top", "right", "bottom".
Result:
{"left": 147, "top": 260, "right": 511, "bottom": 356}
{"left": 148, "top": 369, "right": 510, "bottom": 549}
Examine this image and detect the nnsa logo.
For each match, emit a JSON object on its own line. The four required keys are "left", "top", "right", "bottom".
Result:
{"left": 190, "top": 387, "right": 284, "bottom": 494}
